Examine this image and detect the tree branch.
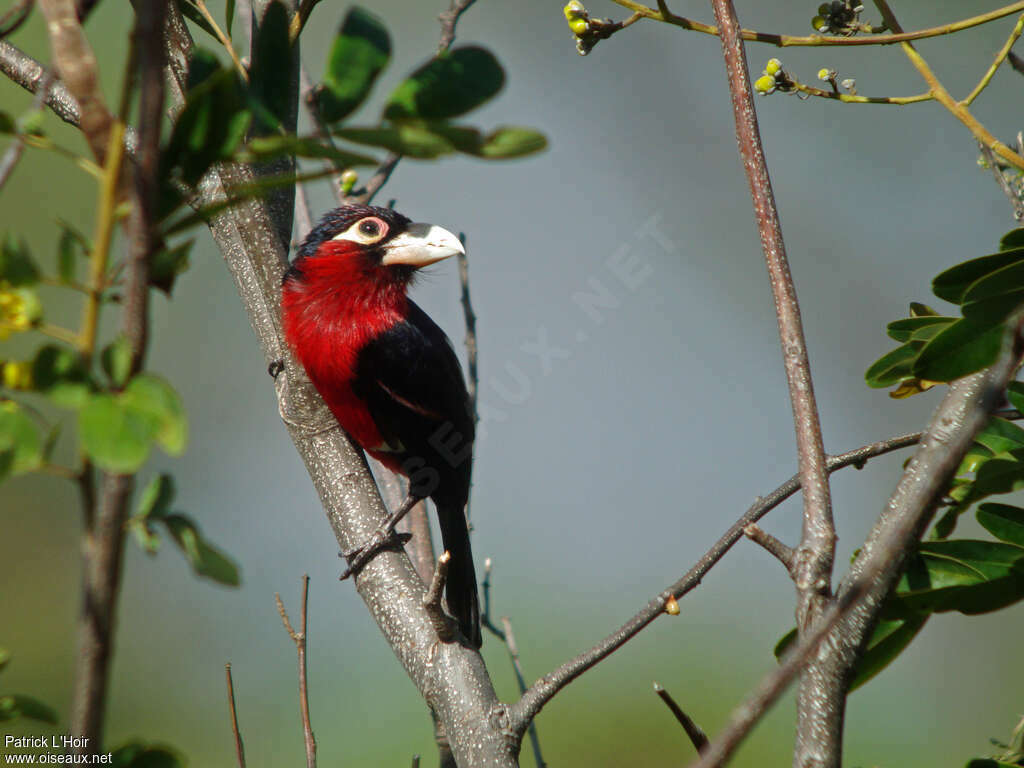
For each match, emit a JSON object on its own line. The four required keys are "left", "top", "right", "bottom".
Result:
{"left": 160, "top": 6, "right": 516, "bottom": 765}
{"left": 225, "top": 663, "right": 247, "bottom": 768}
{"left": 652, "top": 682, "right": 708, "bottom": 756}
{"left": 437, "top": 0, "right": 476, "bottom": 54}
{"left": 275, "top": 575, "right": 316, "bottom": 768}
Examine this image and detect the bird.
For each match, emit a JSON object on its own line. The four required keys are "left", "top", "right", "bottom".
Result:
{"left": 281, "top": 203, "right": 481, "bottom": 648}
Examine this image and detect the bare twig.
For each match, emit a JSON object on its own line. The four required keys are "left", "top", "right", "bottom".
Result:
{"left": 743, "top": 524, "right": 795, "bottom": 573}
{"left": 653, "top": 682, "right": 708, "bottom": 756}
{"left": 437, "top": 0, "right": 476, "bottom": 54}
{"left": 225, "top": 664, "right": 247, "bottom": 768}
{"left": 345, "top": 152, "right": 401, "bottom": 206}
{"left": 423, "top": 552, "right": 456, "bottom": 642}
{"left": 275, "top": 575, "right": 316, "bottom": 768}
{"left": 0, "top": 41, "right": 83, "bottom": 128}
{"left": 507, "top": 425, "right": 934, "bottom": 732}
{"left": 706, "top": 0, "right": 837, "bottom": 758}
{"left": 980, "top": 142, "right": 1024, "bottom": 220}
{"left": 500, "top": 616, "right": 546, "bottom": 768}
{"left": 610, "top": 0, "right": 1024, "bottom": 48}
{"left": 456, "top": 236, "right": 478, "bottom": 424}
{"left": 0, "top": 0, "right": 32, "bottom": 38}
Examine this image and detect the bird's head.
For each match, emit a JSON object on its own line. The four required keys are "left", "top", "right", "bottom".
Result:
{"left": 287, "top": 204, "right": 465, "bottom": 296}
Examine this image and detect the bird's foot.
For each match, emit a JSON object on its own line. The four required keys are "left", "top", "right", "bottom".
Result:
{"left": 339, "top": 529, "right": 413, "bottom": 580}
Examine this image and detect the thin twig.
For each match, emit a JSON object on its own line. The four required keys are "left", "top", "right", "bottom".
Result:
{"left": 980, "top": 142, "right": 1024, "bottom": 220}
{"left": 500, "top": 616, "right": 546, "bottom": 768}
{"left": 275, "top": 575, "right": 316, "bottom": 768}
{"left": 961, "top": 12, "right": 1024, "bottom": 106}
{"left": 225, "top": 664, "right": 247, "bottom": 768}
{"left": 653, "top": 682, "right": 708, "bottom": 756}
{"left": 707, "top": 13, "right": 836, "bottom": 762}
{"left": 0, "top": 0, "right": 33, "bottom": 38}
{"left": 0, "top": 68, "right": 50, "bottom": 191}
{"left": 507, "top": 426, "right": 932, "bottom": 731}
{"left": 345, "top": 152, "right": 401, "bottom": 206}
{"left": 610, "top": 0, "right": 1024, "bottom": 48}
{"left": 437, "top": 0, "right": 476, "bottom": 54}
{"left": 422, "top": 552, "right": 456, "bottom": 642}
{"left": 456, "top": 237, "right": 478, "bottom": 424}
{"left": 743, "top": 524, "right": 795, "bottom": 573}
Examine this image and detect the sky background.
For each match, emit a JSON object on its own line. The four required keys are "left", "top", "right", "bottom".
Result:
{"left": 2, "top": 0, "right": 1023, "bottom": 765}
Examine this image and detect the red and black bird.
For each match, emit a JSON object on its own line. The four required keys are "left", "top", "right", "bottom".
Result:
{"left": 282, "top": 204, "right": 481, "bottom": 647}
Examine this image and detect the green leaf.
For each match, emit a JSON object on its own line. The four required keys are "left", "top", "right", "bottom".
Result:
{"left": 0, "top": 232, "right": 39, "bottom": 286}
{"left": 162, "top": 50, "right": 250, "bottom": 186}
{"left": 241, "top": 135, "right": 376, "bottom": 166}
{"left": 849, "top": 612, "right": 929, "bottom": 691}
{"left": 249, "top": 0, "right": 292, "bottom": 133}
{"left": 865, "top": 342, "right": 923, "bottom": 388}
{"left": 961, "top": 258, "right": 1024, "bottom": 306}
{"left": 0, "top": 401, "right": 42, "bottom": 477}
{"left": 912, "top": 317, "right": 1005, "bottom": 382}
{"left": 178, "top": 0, "right": 222, "bottom": 40}
{"left": 101, "top": 336, "right": 133, "bottom": 388}
{"left": 318, "top": 6, "right": 391, "bottom": 123}
{"left": 0, "top": 111, "right": 14, "bottom": 134}
{"left": 162, "top": 513, "right": 241, "bottom": 585}
{"left": 122, "top": 374, "right": 188, "bottom": 456}
{"left": 473, "top": 126, "right": 548, "bottom": 158}
{"left": 974, "top": 418, "right": 1024, "bottom": 455}
{"left": 138, "top": 474, "right": 176, "bottom": 520}
{"left": 886, "top": 316, "right": 955, "bottom": 342}
{"left": 57, "top": 222, "right": 90, "bottom": 284}
{"left": 999, "top": 228, "right": 1024, "bottom": 251}
{"left": 384, "top": 46, "right": 505, "bottom": 121}
{"left": 111, "top": 742, "right": 185, "bottom": 768}
{"left": 225, "top": 0, "right": 236, "bottom": 36}
{"left": 974, "top": 448, "right": 1024, "bottom": 497}
{"left": 31, "top": 345, "right": 91, "bottom": 408}
{"left": 965, "top": 761, "right": 1022, "bottom": 768}
{"left": 977, "top": 503, "right": 1024, "bottom": 547}
{"left": 1007, "top": 381, "right": 1024, "bottom": 415}
{"left": 150, "top": 240, "right": 193, "bottom": 295}
{"left": 932, "top": 248, "right": 1024, "bottom": 304}
{"left": 0, "top": 647, "right": 10, "bottom": 671}
{"left": 0, "top": 694, "right": 58, "bottom": 724}
{"left": 336, "top": 124, "right": 455, "bottom": 159}
{"left": 79, "top": 393, "right": 160, "bottom": 472}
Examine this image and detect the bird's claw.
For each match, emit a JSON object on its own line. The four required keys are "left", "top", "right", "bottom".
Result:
{"left": 268, "top": 359, "right": 285, "bottom": 379}
{"left": 339, "top": 529, "right": 413, "bottom": 580}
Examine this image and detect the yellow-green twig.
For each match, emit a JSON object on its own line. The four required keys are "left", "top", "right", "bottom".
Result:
{"left": 21, "top": 135, "right": 102, "bottom": 178}
{"left": 35, "top": 322, "right": 81, "bottom": 346}
{"left": 289, "top": 0, "right": 320, "bottom": 43}
{"left": 790, "top": 81, "right": 932, "bottom": 105}
{"left": 611, "top": 0, "right": 1024, "bottom": 48}
{"left": 79, "top": 121, "right": 126, "bottom": 362}
{"left": 962, "top": 12, "right": 1024, "bottom": 106}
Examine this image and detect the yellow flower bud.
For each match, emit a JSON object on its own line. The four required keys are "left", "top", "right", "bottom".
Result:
{"left": 754, "top": 74, "right": 776, "bottom": 94}
{"left": 568, "top": 17, "right": 589, "bottom": 35}
{"left": 563, "top": 0, "right": 585, "bottom": 20}
{"left": 764, "top": 58, "right": 782, "bottom": 76}
{"left": 817, "top": 68, "right": 832, "bottom": 81}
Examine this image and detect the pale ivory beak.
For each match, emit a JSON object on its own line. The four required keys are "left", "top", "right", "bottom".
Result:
{"left": 380, "top": 223, "right": 465, "bottom": 267}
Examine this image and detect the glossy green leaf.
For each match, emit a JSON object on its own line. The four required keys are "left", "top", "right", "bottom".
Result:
{"left": 384, "top": 46, "right": 505, "bottom": 121}
{"left": 977, "top": 503, "right": 1024, "bottom": 547}
{"left": 32, "top": 345, "right": 91, "bottom": 408}
{"left": 886, "top": 316, "right": 955, "bottom": 342}
{"left": 123, "top": 374, "right": 188, "bottom": 456}
{"left": 957, "top": 444, "right": 993, "bottom": 476}
{"left": 973, "top": 448, "right": 1024, "bottom": 497}
{"left": 974, "top": 418, "right": 1024, "bottom": 455}
{"left": 0, "top": 401, "right": 42, "bottom": 477}
{"left": 79, "top": 393, "right": 160, "bottom": 472}
{"left": 962, "top": 258, "right": 1024, "bottom": 306}
{"left": 0, "top": 232, "right": 39, "bottom": 286}
{"left": 932, "top": 248, "right": 1024, "bottom": 304}
{"left": 336, "top": 124, "right": 455, "bottom": 158}
{"left": 317, "top": 6, "right": 391, "bottom": 123}
{"left": 0, "top": 694, "right": 58, "bottom": 724}
{"left": 865, "top": 342, "right": 922, "bottom": 388}
{"left": 912, "top": 317, "right": 1005, "bottom": 383}
{"left": 896, "top": 540, "right": 1024, "bottom": 615}
{"left": 150, "top": 240, "right": 193, "bottom": 295}
{"left": 241, "top": 135, "right": 376, "bottom": 166}
{"left": 1007, "top": 381, "right": 1024, "bottom": 414}
{"left": 249, "top": 0, "right": 292, "bottom": 132}
{"left": 474, "top": 126, "right": 548, "bottom": 158}
{"left": 999, "top": 228, "right": 1024, "bottom": 251}
{"left": 162, "top": 514, "right": 241, "bottom": 585}
{"left": 111, "top": 742, "right": 185, "bottom": 768}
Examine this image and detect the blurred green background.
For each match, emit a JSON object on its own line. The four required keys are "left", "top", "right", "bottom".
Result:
{"left": 2, "top": 0, "right": 1022, "bottom": 765}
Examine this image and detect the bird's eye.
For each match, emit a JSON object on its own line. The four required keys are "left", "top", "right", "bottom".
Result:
{"left": 358, "top": 219, "right": 381, "bottom": 237}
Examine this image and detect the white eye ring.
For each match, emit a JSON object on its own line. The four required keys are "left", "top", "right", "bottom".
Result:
{"left": 333, "top": 216, "right": 388, "bottom": 244}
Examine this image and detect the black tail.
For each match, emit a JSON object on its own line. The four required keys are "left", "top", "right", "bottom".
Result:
{"left": 437, "top": 501, "right": 482, "bottom": 648}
